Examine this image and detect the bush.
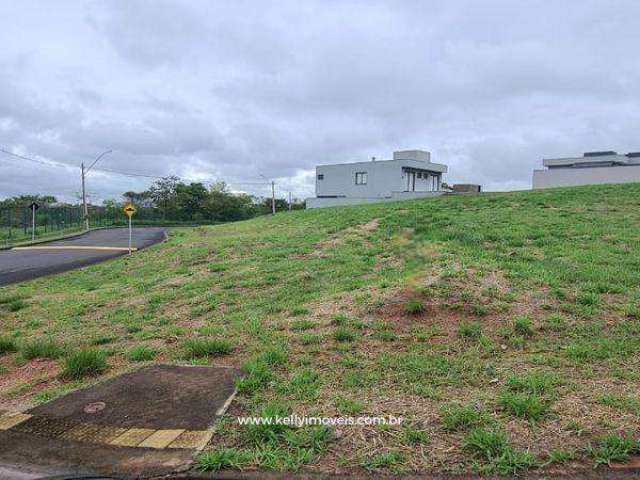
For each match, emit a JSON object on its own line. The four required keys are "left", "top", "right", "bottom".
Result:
{"left": 21, "top": 338, "right": 64, "bottom": 360}
{"left": 183, "top": 338, "right": 234, "bottom": 359}
{"left": 61, "top": 349, "right": 108, "bottom": 380}
{"left": 128, "top": 345, "right": 158, "bottom": 362}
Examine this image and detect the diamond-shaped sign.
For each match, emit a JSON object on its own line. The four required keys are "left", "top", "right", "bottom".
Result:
{"left": 124, "top": 203, "right": 137, "bottom": 218}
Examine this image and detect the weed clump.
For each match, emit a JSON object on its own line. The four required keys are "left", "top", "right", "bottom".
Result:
{"left": 183, "top": 338, "right": 234, "bottom": 359}
{"left": 21, "top": 338, "right": 64, "bottom": 360}
{"left": 61, "top": 349, "right": 108, "bottom": 379}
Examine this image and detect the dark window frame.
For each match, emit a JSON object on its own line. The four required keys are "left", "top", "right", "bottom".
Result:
{"left": 355, "top": 171, "right": 368, "bottom": 185}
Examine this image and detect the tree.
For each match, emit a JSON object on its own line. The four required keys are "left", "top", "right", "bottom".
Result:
{"left": 176, "top": 182, "right": 209, "bottom": 220}
{"left": 148, "top": 176, "right": 180, "bottom": 220}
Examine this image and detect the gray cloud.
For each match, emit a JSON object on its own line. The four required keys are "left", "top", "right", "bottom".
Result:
{"left": 1, "top": 0, "right": 640, "bottom": 202}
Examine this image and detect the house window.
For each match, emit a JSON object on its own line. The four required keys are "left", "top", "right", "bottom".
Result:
{"left": 317, "top": 174, "right": 324, "bottom": 180}
{"left": 417, "top": 172, "right": 423, "bottom": 179}
{"left": 355, "top": 172, "right": 368, "bottom": 185}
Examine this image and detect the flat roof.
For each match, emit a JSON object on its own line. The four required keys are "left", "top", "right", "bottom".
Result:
{"left": 316, "top": 158, "right": 448, "bottom": 173}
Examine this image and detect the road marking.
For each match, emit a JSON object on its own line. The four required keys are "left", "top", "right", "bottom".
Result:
{"left": 12, "top": 246, "right": 138, "bottom": 252}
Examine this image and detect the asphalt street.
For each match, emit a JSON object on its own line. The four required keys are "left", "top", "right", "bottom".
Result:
{"left": 0, "top": 227, "right": 167, "bottom": 287}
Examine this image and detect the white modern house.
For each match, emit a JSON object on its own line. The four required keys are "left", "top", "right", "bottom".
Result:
{"left": 306, "top": 150, "right": 448, "bottom": 209}
{"left": 532, "top": 151, "right": 640, "bottom": 189}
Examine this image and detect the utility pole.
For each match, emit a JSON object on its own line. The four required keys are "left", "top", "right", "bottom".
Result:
{"left": 271, "top": 181, "right": 276, "bottom": 215}
{"left": 82, "top": 150, "right": 112, "bottom": 230}
{"left": 81, "top": 162, "right": 88, "bottom": 230}
{"left": 288, "top": 191, "right": 292, "bottom": 211}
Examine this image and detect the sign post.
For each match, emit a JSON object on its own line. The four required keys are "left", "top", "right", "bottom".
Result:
{"left": 123, "top": 203, "right": 137, "bottom": 254}
{"left": 28, "top": 202, "right": 39, "bottom": 242}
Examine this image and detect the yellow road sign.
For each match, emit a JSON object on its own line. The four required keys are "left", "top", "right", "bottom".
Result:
{"left": 124, "top": 203, "right": 137, "bottom": 218}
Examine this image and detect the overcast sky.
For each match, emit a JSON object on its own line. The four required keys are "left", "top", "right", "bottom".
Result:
{"left": 1, "top": 0, "right": 639, "bottom": 203}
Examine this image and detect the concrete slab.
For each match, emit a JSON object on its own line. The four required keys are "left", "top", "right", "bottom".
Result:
{"left": 0, "top": 365, "right": 239, "bottom": 478}
{"left": 29, "top": 364, "right": 238, "bottom": 430}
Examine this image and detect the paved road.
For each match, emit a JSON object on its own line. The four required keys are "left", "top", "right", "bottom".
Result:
{"left": 0, "top": 227, "right": 167, "bottom": 287}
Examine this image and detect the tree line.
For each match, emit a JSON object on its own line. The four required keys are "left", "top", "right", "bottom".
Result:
{"left": 1, "top": 177, "right": 305, "bottom": 223}
{"left": 122, "top": 176, "right": 304, "bottom": 222}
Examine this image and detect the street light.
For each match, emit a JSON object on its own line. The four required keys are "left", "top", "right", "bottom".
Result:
{"left": 260, "top": 174, "right": 276, "bottom": 215}
{"left": 82, "top": 149, "right": 112, "bottom": 230}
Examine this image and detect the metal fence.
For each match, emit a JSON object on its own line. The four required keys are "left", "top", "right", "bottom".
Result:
{"left": 0, "top": 205, "right": 202, "bottom": 247}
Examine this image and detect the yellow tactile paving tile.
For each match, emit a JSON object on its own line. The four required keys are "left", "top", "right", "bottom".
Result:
{"left": 138, "top": 429, "right": 185, "bottom": 449}
{"left": 61, "top": 423, "right": 127, "bottom": 444}
{"left": 168, "top": 430, "right": 213, "bottom": 450}
{"left": 0, "top": 413, "right": 32, "bottom": 431}
{"left": 109, "top": 428, "right": 156, "bottom": 447}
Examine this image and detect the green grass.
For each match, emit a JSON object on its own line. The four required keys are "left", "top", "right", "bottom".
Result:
{"left": 441, "top": 403, "right": 489, "bottom": 431}
{"left": 498, "top": 392, "right": 550, "bottom": 422}
{"left": 3, "top": 183, "right": 640, "bottom": 474}
{"left": 588, "top": 435, "right": 640, "bottom": 467}
{"left": 404, "top": 300, "right": 425, "bottom": 315}
{"left": 61, "top": 349, "right": 108, "bottom": 380}
{"left": 0, "top": 336, "right": 18, "bottom": 355}
{"left": 457, "top": 321, "right": 482, "bottom": 340}
{"left": 128, "top": 345, "right": 159, "bottom": 361}
{"left": 21, "top": 338, "right": 65, "bottom": 360}
{"left": 183, "top": 338, "right": 234, "bottom": 359}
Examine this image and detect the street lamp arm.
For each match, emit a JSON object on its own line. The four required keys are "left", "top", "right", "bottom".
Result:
{"left": 86, "top": 149, "right": 112, "bottom": 173}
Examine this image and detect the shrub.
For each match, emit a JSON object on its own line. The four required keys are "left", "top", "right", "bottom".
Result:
{"left": 0, "top": 336, "right": 18, "bottom": 355}
{"left": 61, "top": 349, "right": 108, "bottom": 380}
{"left": 183, "top": 338, "right": 234, "bottom": 359}
{"left": 404, "top": 300, "right": 425, "bottom": 315}
{"left": 128, "top": 345, "right": 158, "bottom": 362}
{"left": 21, "top": 338, "right": 64, "bottom": 360}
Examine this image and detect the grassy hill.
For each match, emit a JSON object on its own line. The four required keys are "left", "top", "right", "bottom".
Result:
{"left": 2, "top": 183, "right": 640, "bottom": 475}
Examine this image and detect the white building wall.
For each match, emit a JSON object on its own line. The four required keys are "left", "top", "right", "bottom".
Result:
{"left": 316, "top": 161, "right": 404, "bottom": 198}
{"left": 533, "top": 166, "right": 640, "bottom": 189}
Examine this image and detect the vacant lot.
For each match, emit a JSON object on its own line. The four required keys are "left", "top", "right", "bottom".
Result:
{"left": 1, "top": 183, "right": 640, "bottom": 475}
